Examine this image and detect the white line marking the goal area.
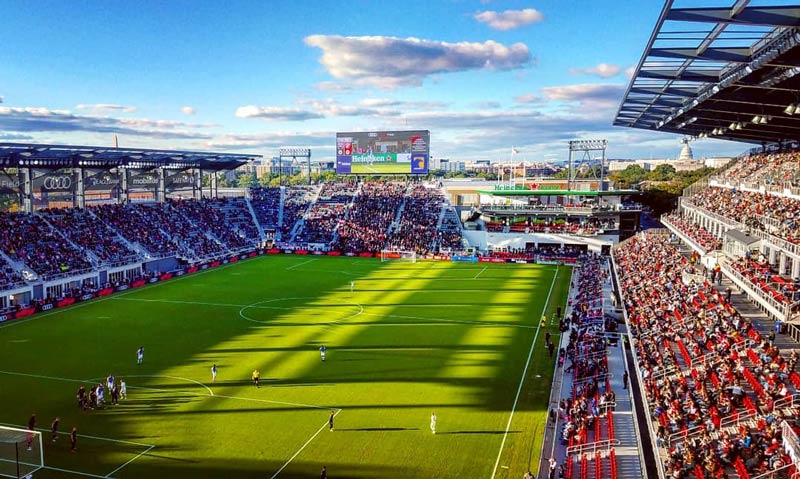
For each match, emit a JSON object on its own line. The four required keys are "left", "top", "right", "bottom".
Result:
{"left": 0, "top": 421, "right": 155, "bottom": 479}
{"left": 285, "top": 258, "right": 318, "bottom": 270}
{"left": 473, "top": 266, "right": 488, "bottom": 279}
{"left": 269, "top": 409, "right": 342, "bottom": 479}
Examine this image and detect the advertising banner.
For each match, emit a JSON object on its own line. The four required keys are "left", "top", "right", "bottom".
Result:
{"left": 0, "top": 170, "right": 22, "bottom": 194}
{"left": 336, "top": 130, "right": 429, "bottom": 174}
{"left": 34, "top": 173, "right": 75, "bottom": 192}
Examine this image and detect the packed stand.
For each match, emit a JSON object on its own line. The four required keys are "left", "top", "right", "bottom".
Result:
{"left": 294, "top": 183, "right": 357, "bottom": 245}
{"left": 716, "top": 150, "right": 800, "bottom": 188}
{"left": 281, "top": 186, "right": 316, "bottom": 239}
{"left": 209, "top": 197, "right": 261, "bottom": 244}
{"left": 688, "top": 186, "right": 800, "bottom": 243}
{"left": 387, "top": 184, "right": 443, "bottom": 254}
{"left": 41, "top": 208, "right": 139, "bottom": 264}
{"left": 333, "top": 181, "right": 405, "bottom": 253}
{"left": 662, "top": 213, "right": 721, "bottom": 252}
{"left": 171, "top": 198, "right": 256, "bottom": 250}
{"left": 249, "top": 187, "right": 281, "bottom": 233}
{"left": 0, "top": 211, "right": 92, "bottom": 279}
{"left": 0, "top": 259, "right": 25, "bottom": 291}
{"left": 92, "top": 204, "right": 177, "bottom": 257}
{"left": 615, "top": 233, "right": 799, "bottom": 478}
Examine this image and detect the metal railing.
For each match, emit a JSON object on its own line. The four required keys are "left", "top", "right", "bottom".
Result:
{"left": 565, "top": 438, "right": 620, "bottom": 457}
{"left": 720, "top": 258, "right": 797, "bottom": 321}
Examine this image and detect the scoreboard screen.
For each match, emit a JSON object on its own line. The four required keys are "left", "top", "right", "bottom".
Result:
{"left": 336, "top": 130, "right": 429, "bottom": 175}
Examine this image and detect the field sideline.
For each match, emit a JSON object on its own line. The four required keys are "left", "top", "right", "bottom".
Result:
{"left": 0, "top": 255, "right": 570, "bottom": 478}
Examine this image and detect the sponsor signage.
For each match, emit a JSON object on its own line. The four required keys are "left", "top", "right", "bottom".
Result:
{"left": 0, "top": 314, "right": 8, "bottom": 322}
{"left": 336, "top": 130, "right": 429, "bottom": 175}
{"left": 0, "top": 171, "right": 22, "bottom": 194}
{"left": 35, "top": 174, "right": 75, "bottom": 192}
{"left": 41, "top": 303, "right": 54, "bottom": 311}
{"left": 84, "top": 171, "right": 120, "bottom": 191}
{"left": 451, "top": 255, "right": 478, "bottom": 263}
{"left": 165, "top": 171, "right": 196, "bottom": 190}
{"left": 128, "top": 172, "right": 159, "bottom": 190}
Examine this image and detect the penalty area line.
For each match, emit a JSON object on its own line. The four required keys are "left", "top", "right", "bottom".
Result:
{"left": 285, "top": 258, "right": 318, "bottom": 270}
{"left": 103, "top": 444, "right": 156, "bottom": 478}
{"left": 269, "top": 409, "right": 342, "bottom": 479}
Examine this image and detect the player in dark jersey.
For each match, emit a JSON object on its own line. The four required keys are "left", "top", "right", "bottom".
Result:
{"left": 51, "top": 417, "right": 59, "bottom": 443}
{"left": 26, "top": 414, "right": 36, "bottom": 451}
{"left": 70, "top": 427, "right": 77, "bottom": 452}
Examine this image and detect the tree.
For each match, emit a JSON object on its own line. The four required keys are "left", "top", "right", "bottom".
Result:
{"left": 647, "top": 164, "right": 676, "bottom": 182}
{"left": 612, "top": 164, "right": 648, "bottom": 187}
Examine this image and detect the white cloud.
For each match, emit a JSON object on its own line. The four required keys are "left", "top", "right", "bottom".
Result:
{"left": 541, "top": 83, "right": 625, "bottom": 109}
{"left": 358, "top": 98, "right": 449, "bottom": 110}
{"left": 75, "top": 103, "right": 137, "bottom": 113}
{"left": 569, "top": 63, "right": 623, "bottom": 78}
{"left": 235, "top": 106, "right": 324, "bottom": 121}
{"left": 0, "top": 132, "right": 33, "bottom": 140}
{"left": 514, "top": 93, "right": 545, "bottom": 104}
{"left": 181, "top": 106, "right": 196, "bottom": 115}
{"left": 472, "top": 101, "right": 502, "bottom": 109}
{"left": 473, "top": 8, "right": 544, "bottom": 31}
{"left": 312, "top": 81, "right": 354, "bottom": 92}
{"left": 206, "top": 131, "right": 334, "bottom": 150}
{"left": 625, "top": 66, "right": 636, "bottom": 79}
{"left": 0, "top": 106, "right": 212, "bottom": 140}
{"left": 304, "top": 35, "right": 531, "bottom": 89}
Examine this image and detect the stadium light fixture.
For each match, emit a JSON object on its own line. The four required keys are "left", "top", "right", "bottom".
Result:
{"left": 759, "top": 115, "right": 771, "bottom": 125}
{"left": 785, "top": 103, "right": 798, "bottom": 115}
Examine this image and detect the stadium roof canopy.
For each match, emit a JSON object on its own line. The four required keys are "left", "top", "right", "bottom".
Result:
{"left": 0, "top": 142, "right": 261, "bottom": 170}
{"left": 614, "top": 0, "right": 800, "bottom": 144}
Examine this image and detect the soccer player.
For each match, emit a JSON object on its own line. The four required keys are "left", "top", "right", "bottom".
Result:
{"left": 137, "top": 347, "right": 144, "bottom": 365}
{"left": 350, "top": 280, "right": 355, "bottom": 293}
{"left": 107, "top": 374, "right": 114, "bottom": 392}
{"left": 211, "top": 364, "right": 217, "bottom": 383}
{"left": 328, "top": 410, "right": 335, "bottom": 432}
{"left": 320, "top": 466, "right": 328, "bottom": 479}
{"left": 70, "top": 427, "right": 77, "bottom": 452}
{"left": 50, "top": 417, "right": 59, "bottom": 443}
{"left": 26, "top": 414, "right": 36, "bottom": 451}
{"left": 97, "top": 383, "right": 105, "bottom": 406}
{"left": 120, "top": 379, "right": 127, "bottom": 400}
{"left": 430, "top": 412, "right": 437, "bottom": 434}
{"left": 252, "top": 369, "right": 260, "bottom": 388}
{"left": 320, "top": 345, "right": 327, "bottom": 362}
{"left": 540, "top": 314, "right": 547, "bottom": 328}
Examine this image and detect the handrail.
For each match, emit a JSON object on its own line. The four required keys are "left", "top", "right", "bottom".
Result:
{"left": 720, "top": 258, "right": 795, "bottom": 321}
{"left": 566, "top": 438, "right": 620, "bottom": 457}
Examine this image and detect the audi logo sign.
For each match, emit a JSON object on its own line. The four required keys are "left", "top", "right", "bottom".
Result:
{"left": 41, "top": 175, "right": 73, "bottom": 191}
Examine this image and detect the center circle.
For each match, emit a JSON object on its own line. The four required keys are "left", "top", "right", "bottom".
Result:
{"left": 238, "top": 296, "right": 364, "bottom": 325}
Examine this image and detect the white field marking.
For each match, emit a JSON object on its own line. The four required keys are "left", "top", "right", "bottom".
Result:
{"left": 0, "top": 259, "right": 248, "bottom": 330}
{"left": 490, "top": 266, "right": 559, "bottom": 479}
{"left": 0, "top": 459, "right": 116, "bottom": 479}
{"left": 103, "top": 445, "right": 155, "bottom": 478}
{"left": 285, "top": 258, "right": 318, "bottom": 270}
{"left": 112, "top": 296, "right": 535, "bottom": 330}
{"left": 0, "top": 422, "right": 154, "bottom": 448}
{"left": 0, "top": 370, "right": 337, "bottom": 411}
{"left": 269, "top": 409, "right": 342, "bottom": 479}
{"left": 111, "top": 374, "right": 214, "bottom": 396}
{"left": 474, "top": 266, "right": 488, "bottom": 279}
{"left": 237, "top": 297, "right": 364, "bottom": 325}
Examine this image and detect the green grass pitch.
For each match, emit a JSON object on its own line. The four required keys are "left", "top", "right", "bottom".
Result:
{"left": 0, "top": 255, "right": 570, "bottom": 478}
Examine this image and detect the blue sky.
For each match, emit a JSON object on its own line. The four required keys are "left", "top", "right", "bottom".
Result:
{"left": 0, "top": 0, "right": 747, "bottom": 162}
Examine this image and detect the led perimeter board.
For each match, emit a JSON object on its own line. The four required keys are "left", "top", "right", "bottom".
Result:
{"left": 336, "top": 130, "right": 429, "bottom": 175}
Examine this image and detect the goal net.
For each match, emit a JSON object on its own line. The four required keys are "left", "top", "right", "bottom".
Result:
{"left": 0, "top": 426, "right": 43, "bottom": 478}
{"left": 380, "top": 250, "right": 417, "bottom": 263}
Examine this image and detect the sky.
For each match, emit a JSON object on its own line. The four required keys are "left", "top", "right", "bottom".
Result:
{"left": 0, "top": 0, "right": 750, "bottom": 163}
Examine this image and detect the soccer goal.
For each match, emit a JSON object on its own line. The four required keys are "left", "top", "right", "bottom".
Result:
{"left": 0, "top": 426, "right": 43, "bottom": 479}
{"left": 380, "top": 250, "right": 417, "bottom": 263}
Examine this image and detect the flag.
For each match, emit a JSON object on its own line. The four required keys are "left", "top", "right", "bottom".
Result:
{"left": 512, "top": 148, "right": 520, "bottom": 155}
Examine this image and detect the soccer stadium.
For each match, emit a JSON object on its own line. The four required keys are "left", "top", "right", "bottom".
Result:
{"left": 3, "top": 1, "right": 800, "bottom": 479}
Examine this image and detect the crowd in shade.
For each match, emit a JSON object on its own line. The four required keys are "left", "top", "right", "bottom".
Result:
{"left": 92, "top": 203, "right": 177, "bottom": 256}
{"left": 687, "top": 187, "right": 800, "bottom": 243}
{"left": 40, "top": 208, "right": 138, "bottom": 264}
{"left": 715, "top": 150, "right": 800, "bottom": 188}
{"left": 487, "top": 217, "right": 618, "bottom": 235}
{"left": 0, "top": 212, "right": 92, "bottom": 279}
{"left": 558, "top": 257, "right": 617, "bottom": 479}
{"left": 170, "top": 198, "right": 256, "bottom": 250}
{"left": 214, "top": 197, "right": 261, "bottom": 243}
{"left": 662, "top": 213, "right": 721, "bottom": 252}
{"left": 0, "top": 259, "right": 25, "bottom": 291}
{"left": 334, "top": 181, "right": 405, "bottom": 253}
{"left": 280, "top": 186, "right": 316, "bottom": 239}
{"left": 386, "top": 184, "right": 443, "bottom": 253}
{"left": 249, "top": 187, "right": 281, "bottom": 232}
{"left": 615, "top": 233, "right": 797, "bottom": 478}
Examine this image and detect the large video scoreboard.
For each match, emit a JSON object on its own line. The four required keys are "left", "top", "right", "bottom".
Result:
{"left": 336, "top": 130, "right": 429, "bottom": 175}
